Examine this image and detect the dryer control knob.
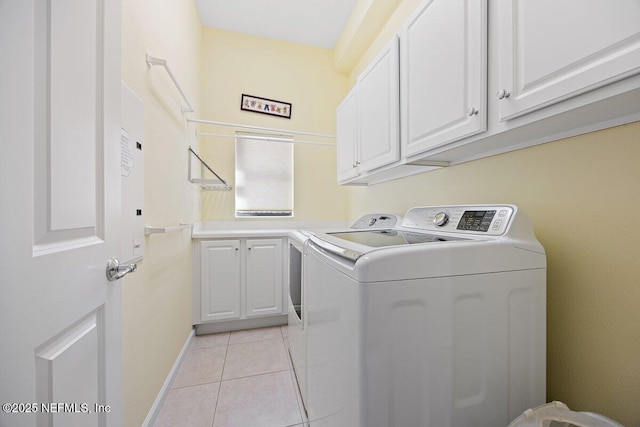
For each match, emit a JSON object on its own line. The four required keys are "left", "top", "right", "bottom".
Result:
{"left": 433, "top": 212, "right": 449, "bottom": 227}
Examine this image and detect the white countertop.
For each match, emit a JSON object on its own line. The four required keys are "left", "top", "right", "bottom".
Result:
{"left": 191, "top": 220, "right": 350, "bottom": 239}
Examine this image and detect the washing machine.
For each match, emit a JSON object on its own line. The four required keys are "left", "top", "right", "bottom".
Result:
{"left": 303, "top": 205, "right": 547, "bottom": 427}
{"left": 287, "top": 214, "right": 401, "bottom": 413}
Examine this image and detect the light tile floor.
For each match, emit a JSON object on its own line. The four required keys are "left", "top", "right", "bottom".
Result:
{"left": 154, "top": 326, "right": 309, "bottom": 427}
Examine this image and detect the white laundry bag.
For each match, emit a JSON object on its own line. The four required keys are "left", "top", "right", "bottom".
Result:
{"left": 507, "top": 401, "right": 625, "bottom": 427}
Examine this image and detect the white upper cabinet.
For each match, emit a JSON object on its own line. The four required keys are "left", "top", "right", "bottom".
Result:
{"left": 401, "top": 0, "right": 487, "bottom": 157}
{"left": 337, "top": 36, "right": 405, "bottom": 184}
{"left": 496, "top": 0, "right": 640, "bottom": 121}
{"left": 357, "top": 36, "right": 400, "bottom": 171}
{"left": 336, "top": 88, "right": 359, "bottom": 182}
{"left": 338, "top": 0, "right": 640, "bottom": 183}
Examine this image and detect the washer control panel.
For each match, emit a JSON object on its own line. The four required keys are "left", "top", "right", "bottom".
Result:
{"left": 403, "top": 205, "right": 515, "bottom": 236}
{"left": 457, "top": 210, "right": 496, "bottom": 232}
{"left": 351, "top": 213, "right": 401, "bottom": 229}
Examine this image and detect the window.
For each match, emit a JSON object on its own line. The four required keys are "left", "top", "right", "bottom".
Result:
{"left": 235, "top": 132, "right": 294, "bottom": 217}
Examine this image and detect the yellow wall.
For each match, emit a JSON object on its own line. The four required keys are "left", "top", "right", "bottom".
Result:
{"left": 117, "top": 1, "right": 640, "bottom": 425}
{"left": 333, "top": 0, "right": 403, "bottom": 73}
{"left": 346, "top": 0, "right": 422, "bottom": 86}
{"left": 199, "top": 28, "right": 349, "bottom": 221}
{"left": 345, "top": 2, "right": 640, "bottom": 425}
{"left": 121, "top": 0, "right": 201, "bottom": 426}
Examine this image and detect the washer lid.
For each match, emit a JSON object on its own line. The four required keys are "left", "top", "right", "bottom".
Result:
{"left": 327, "top": 229, "right": 467, "bottom": 248}
{"left": 311, "top": 229, "right": 474, "bottom": 262}
{"left": 350, "top": 213, "right": 402, "bottom": 229}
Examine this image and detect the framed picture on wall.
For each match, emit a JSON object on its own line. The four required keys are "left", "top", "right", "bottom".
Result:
{"left": 241, "top": 94, "right": 292, "bottom": 119}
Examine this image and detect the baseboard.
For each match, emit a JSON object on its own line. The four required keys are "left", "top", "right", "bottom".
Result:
{"left": 141, "top": 327, "right": 195, "bottom": 427}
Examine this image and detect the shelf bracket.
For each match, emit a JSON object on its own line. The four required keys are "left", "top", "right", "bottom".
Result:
{"left": 188, "top": 146, "right": 232, "bottom": 191}
{"left": 146, "top": 53, "right": 194, "bottom": 114}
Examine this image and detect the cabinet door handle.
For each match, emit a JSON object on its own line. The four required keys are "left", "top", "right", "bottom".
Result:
{"left": 235, "top": 248, "right": 239, "bottom": 251}
{"left": 497, "top": 89, "right": 510, "bottom": 100}
{"left": 466, "top": 107, "right": 479, "bottom": 116}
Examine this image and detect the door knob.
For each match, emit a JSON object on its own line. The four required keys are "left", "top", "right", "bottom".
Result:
{"left": 466, "top": 107, "right": 479, "bottom": 116}
{"left": 106, "top": 258, "right": 137, "bottom": 281}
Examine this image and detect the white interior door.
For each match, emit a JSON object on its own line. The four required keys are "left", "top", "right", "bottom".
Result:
{"left": 0, "top": 0, "right": 123, "bottom": 426}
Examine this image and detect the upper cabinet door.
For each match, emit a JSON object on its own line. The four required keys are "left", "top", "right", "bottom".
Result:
{"left": 401, "top": 0, "right": 487, "bottom": 157}
{"left": 357, "top": 36, "right": 400, "bottom": 172}
{"left": 336, "top": 88, "right": 359, "bottom": 182}
{"left": 496, "top": 0, "right": 640, "bottom": 121}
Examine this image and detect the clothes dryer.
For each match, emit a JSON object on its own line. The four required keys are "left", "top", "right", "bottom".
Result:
{"left": 287, "top": 213, "right": 401, "bottom": 411}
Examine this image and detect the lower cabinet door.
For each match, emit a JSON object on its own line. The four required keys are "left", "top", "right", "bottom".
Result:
{"left": 246, "top": 239, "right": 283, "bottom": 317}
{"left": 200, "top": 240, "right": 241, "bottom": 322}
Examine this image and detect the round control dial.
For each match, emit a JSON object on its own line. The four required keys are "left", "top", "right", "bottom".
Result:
{"left": 433, "top": 212, "right": 449, "bottom": 227}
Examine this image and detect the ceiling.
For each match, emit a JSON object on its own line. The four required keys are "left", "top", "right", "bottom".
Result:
{"left": 194, "top": 0, "right": 358, "bottom": 49}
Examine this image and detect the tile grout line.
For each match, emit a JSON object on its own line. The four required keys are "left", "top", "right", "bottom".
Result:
{"left": 219, "top": 367, "right": 293, "bottom": 384}
{"left": 210, "top": 333, "right": 230, "bottom": 427}
{"left": 292, "top": 370, "right": 307, "bottom": 424}
{"left": 227, "top": 336, "right": 286, "bottom": 347}
{"left": 219, "top": 334, "right": 289, "bottom": 384}
{"left": 281, "top": 326, "right": 307, "bottom": 426}
{"left": 159, "top": 329, "right": 302, "bottom": 427}
{"left": 199, "top": 328, "right": 289, "bottom": 427}
{"left": 286, "top": 348, "right": 308, "bottom": 426}
{"left": 169, "top": 380, "right": 220, "bottom": 391}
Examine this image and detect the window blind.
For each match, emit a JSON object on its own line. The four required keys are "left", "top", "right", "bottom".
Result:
{"left": 235, "top": 133, "right": 294, "bottom": 217}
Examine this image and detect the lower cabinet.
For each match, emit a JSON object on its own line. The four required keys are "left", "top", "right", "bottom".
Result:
{"left": 200, "top": 240, "right": 242, "bottom": 322}
{"left": 198, "top": 238, "right": 285, "bottom": 324}
{"left": 245, "top": 239, "right": 283, "bottom": 317}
